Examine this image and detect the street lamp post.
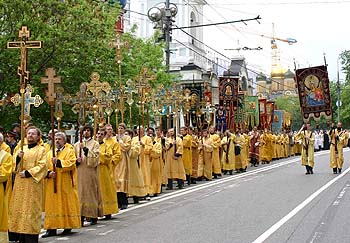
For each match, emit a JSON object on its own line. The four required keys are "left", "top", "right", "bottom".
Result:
{"left": 147, "top": 2, "right": 178, "bottom": 74}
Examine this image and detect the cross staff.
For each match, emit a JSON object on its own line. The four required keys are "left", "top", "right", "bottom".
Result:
{"left": 11, "top": 84, "right": 43, "bottom": 122}
{"left": 86, "top": 72, "right": 111, "bottom": 137}
{"left": 135, "top": 67, "right": 156, "bottom": 129}
{"left": 7, "top": 26, "right": 42, "bottom": 151}
{"left": 55, "top": 86, "right": 65, "bottom": 130}
{"left": 7, "top": 26, "right": 42, "bottom": 89}
{"left": 68, "top": 82, "right": 96, "bottom": 127}
{"left": 110, "top": 30, "right": 129, "bottom": 123}
{"left": 41, "top": 67, "right": 61, "bottom": 193}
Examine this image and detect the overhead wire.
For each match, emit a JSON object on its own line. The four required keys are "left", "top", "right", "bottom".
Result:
{"left": 127, "top": 7, "right": 297, "bottom": 90}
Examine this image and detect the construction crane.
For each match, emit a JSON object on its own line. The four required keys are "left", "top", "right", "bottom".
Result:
{"left": 261, "top": 23, "right": 297, "bottom": 49}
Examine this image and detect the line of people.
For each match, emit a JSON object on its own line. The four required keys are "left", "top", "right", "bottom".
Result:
{"left": 0, "top": 122, "right": 348, "bottom": 243}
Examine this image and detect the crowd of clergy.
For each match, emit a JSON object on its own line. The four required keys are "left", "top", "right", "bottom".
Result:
{"left": 0, "top": 121, "right": 348, "bottom": 243}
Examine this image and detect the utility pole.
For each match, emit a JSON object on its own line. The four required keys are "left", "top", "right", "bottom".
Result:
{"left": 165, "top": 0, "right": 171, "bottom": 74}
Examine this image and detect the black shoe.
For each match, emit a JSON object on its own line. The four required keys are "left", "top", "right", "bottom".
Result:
{"left": 90, "top": 218, "right": 98, "bottom": 225}
{"left": 104, "top": 214, "right": 112, "bottom": 220}
{"left": 229, "top": 170, "right": 233, "bottom": 175}
{"left": 42, "top": 229, "right": 57, "bottom": 238}
{"left": 133, "top": 196, "right": 139, "bottom": 204}
{"left": 338, "top": 168, "right": 342, "bottom": 174}
{"left": 333, "top": 168, "right": 338, "bottom": 174}
{"left": 191, "top": 178, "right": 197, "bottom": 184}
{"left": 120, "top": 204, "right": 128, "bottom": 210}
{"left": 310, "top": 167, "right": 313, "bottom": 174}
{"left": 61, "top": 229, "right": 72, "bottom": 235}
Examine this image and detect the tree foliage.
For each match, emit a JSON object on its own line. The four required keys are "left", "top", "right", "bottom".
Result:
{"left": 0, "top": 0, "right": 170, "bottom": 132}
{"left": 275, "top": 96, "right": 302, "bottom": 131}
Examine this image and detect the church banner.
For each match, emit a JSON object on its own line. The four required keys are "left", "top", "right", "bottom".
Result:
{"left": 295, "top": 65, "right": 332, "bottom": 122}
{"left": 234, "top": 92, "right": 245, "bottom": 126}
{"left": 271, "top": 110, "right": 283, "bottom": 133}
{"left": 245, "top": 96, "right": 259, "bottom": 130}
{"left": 266, "top": 101, "right": 275, "bottom": 130}
{"left": 259, "top": 98, "right": 267, "bottom": 130}
{"left": 219, "top": 77, "right": 239, "bottom": 131}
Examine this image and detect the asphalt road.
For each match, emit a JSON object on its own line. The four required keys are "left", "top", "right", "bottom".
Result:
{"left": 40, "top": 149, "right": 350, "bottom": 243}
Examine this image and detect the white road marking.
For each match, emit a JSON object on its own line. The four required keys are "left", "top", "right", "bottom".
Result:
{"left": 56, "top": 237, "right": 70, "bottom": 241}
{"left": 96, "top": 225, "right": 105, "bottom": 228}
{"left": 252, "top": 166, "right": 350, "bottom": 243}
{"left": 98, "top": 229, "right": 115, "bottom": 236}
{"left": 85, "top": 228, "right": 96, "bottom": 231}
{"left": 116, "top": 157, "right": 302, "bottom": 215}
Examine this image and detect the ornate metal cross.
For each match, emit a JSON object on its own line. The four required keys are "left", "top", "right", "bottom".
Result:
{"left": 11, "top": 84, "right": 43, "bottom": 122}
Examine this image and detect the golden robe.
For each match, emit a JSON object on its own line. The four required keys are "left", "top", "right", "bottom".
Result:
{"left": 329, "top": 129, "right": 348, "bottom": 169}
{"left": 0, "top": 150, "right": 13, "bottom": 238}
{"left": 140, "top": 135, "right": 153, "bottom": 194}
{"left": 150, "top": 138, "right": 163, "bottom": 195}
{"left": 182, "top": 134, "right": 192, "bottom": 175}
{"left": 234, "top": 134, "right": 245, "bottom": 170}
{"left": 128, "top": 137, "right": 147, "bottom": 197}
{"left": 221, "top": 135, "right": 236, "bottom": 171}
{"left": 294, "top": 130, "right": 315, "bottom": 167}
{"left": 198, "top": 137, "right": 213, "bottom": 180}
{"left": 210, "top": 133, "right": 221, "bottom": 174}
{"left": 104, "top": 137, "right": 121, "bottom": 172}
{"left": 1, "top": 143, "right": 11, "bottom": 154}
{"left": 74, "top": 139, "right": 103, "bottom": 218}
{"left": 99, "top": 142, "right": 118, "bottom": 215}
{"left": 115, "top": 135, "right": 131, "bottom": 193}
{"left": 9, "top": 144, "right": 47, "bottom": 234}
{"left": 164, "top": 137, "right": 186, "bottom": 180}
{"left": 191, "top": 135, "right": 200, "bottom": 178}
{"left": 44, "top": 146, "right": 81, "bottom": 229}
{"left": 260, "top": 132, "right": 270, "bottom": 162}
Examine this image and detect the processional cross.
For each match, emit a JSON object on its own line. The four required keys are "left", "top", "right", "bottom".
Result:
{"left": 110, "top": 30, "right": 129, "bottom": 123}
{"left": 86, "top": 72, "right": 111, "bottom": 134}
{"left": 7, "top": 26, "right": 42, "bottom": 150}
{"left": 41, "top": 67, "right": 61, "bottom": 193}
{"left": 135, "top": 67, "right": 156, "bottom": 128}
{"left": 11, "top": 84, "right": 43, "bottom": 123}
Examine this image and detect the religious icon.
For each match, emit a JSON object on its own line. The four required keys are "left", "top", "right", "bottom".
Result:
{"left": 304, "top": 74, "right": 325, "bottom": 106}
{"left": 225, "top": 85, "right": 232, "bottom": 95}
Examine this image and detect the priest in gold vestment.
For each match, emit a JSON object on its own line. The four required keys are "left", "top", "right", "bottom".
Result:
{"left": 74, "top": 125, "right": 103, "bottom": 225}
{"left": 8, "top": 127, "right": 47, "bottom": 243}
{"left": 164, "top": 128, "right": 186, "bottom": 189}
{"left": 42, "top": 132, "right": 81, "bottom": 238}
{"left": 180, "top": 127, "right": 192, "bottom": 185}
{"left": 97, "top": 129, "right": 119, "bottom": 219}
{"left": 209, "top": 126, "right": 221, "bottom": 178}
{"left": 0, "top": 133, "right": 13, "bottom": 243}
{"left": 199, "top": 129, "right": 213, "bottom": 180}
{"left": 294, "top": 124, "right": 315, "bottom": 175}
{"left": 329, "top": 123, "right": 348, "bottom": 174}
{"left": 221, "top": 130, "right": 235, "bottom": 175}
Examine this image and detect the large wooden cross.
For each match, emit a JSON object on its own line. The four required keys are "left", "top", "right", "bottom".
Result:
{"left": 7, "top": 26, "right": 42, "bottom": 151}
{"left": 11, "top": 84, "right": 43, "bottom": 122}
{"left": 7, "top": 26, "right": 42, "bottom": 89}
{"left": 41, "top": 68, "right": 61, "bottom": 105}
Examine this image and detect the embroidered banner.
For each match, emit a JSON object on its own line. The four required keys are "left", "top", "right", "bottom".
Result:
{"left": 295, "top": 65, "right": 332, "bottom": 122}
{"left": 234, "top": 92, "right": 245, "bottom": 127}
{"left": 271, "top": 110, "right": 284, "bottom": 133}
{"left": 259, "top": 98, "right": 267, "bottom": 130}
{"left": 245, "top": 96, "right": 259, "bottom": 130}
{"left": 219, "top": 77, "right": 239, "bottom": 131}
{"left": 266, "top": 101, "right": 275, "bottom": 130}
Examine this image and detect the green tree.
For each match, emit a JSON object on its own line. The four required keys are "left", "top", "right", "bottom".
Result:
{"left": 0, "top": 0, "right": 170, "bottom": 132}
{"left": 275, "top": 96, "right": 302, "bottom": 131}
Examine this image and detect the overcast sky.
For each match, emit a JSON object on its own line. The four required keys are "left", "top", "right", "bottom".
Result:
{"left": 203, "top": 0, "right": 350, "bottom": 81}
